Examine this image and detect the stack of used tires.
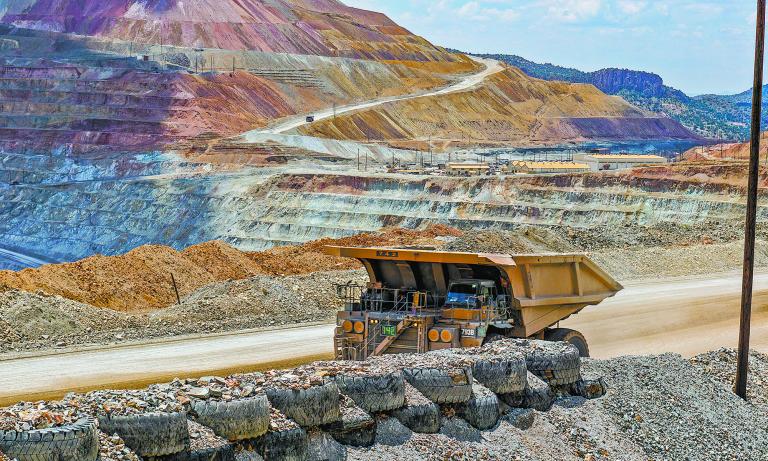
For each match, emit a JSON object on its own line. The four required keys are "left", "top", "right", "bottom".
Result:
{"left": 0, "top": 338, "right": 606, "bottom": 461}
{"left": 99, "top": 412, "right": 191, "bottom": 461}
{"left": 0, "top": 416, "right": 100, "bottom": 461}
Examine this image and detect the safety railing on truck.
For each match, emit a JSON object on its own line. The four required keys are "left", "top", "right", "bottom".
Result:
{"left": 335, "top": 283, "right": 441, "bottom": 313}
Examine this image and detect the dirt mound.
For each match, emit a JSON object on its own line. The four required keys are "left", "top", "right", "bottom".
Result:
{"left": 1, "top": 270, "right": 367, "bottom": 354}
{"left": 0, "top": 242, "right": 264, "bottom": 313}
{"left": 445, "top": 226, "right": 577, "bottom": 255}
{"left": 0, "top": 290, "right": 141, "bottom": 348}
{"left": 0, "top": 226, "right": 460, "bottom": 313}
{"left": 255, "top": 225, "right": 462, "bottom": 276}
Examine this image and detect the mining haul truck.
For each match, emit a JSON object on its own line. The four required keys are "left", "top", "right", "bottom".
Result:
{"left": 326, "top": 246, "right": 623, "bottom": 360}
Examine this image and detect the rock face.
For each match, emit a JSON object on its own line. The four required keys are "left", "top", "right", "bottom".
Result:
{"left": 590, "top": 69, "right": 666, "bottom": 98}
{"left": 0, "top": 0, "right": 452, "bottom": 60}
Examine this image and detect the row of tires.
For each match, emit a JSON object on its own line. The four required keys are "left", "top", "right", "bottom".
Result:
{"left": 0, "top": 343, "right": 589, "bottom": 461}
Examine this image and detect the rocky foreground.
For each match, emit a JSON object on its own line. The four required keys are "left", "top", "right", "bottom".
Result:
{"left": 346, "top": 352, "right": 768, "bottom": 460}
{"left": 1, "top": 346, "right": 767, "bottom": 461}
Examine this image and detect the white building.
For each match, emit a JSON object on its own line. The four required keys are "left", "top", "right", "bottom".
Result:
{"left": 574, "top": 153, "right": 668, "bottom": 172}
{"left": 508, "top": 161, "right": 591, "bottom": 174}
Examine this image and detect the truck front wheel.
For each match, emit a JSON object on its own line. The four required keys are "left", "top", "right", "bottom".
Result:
{"left": 544, "top": 328, "right": 590, "bottom": 357}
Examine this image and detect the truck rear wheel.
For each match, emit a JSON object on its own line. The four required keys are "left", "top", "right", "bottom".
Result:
{"left": 544, "top": 328, "right": 590, "bottom": 357}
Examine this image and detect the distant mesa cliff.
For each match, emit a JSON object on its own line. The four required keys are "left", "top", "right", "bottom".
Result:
{"left": 590, "top": 69, "right": 667, "bottom": 98}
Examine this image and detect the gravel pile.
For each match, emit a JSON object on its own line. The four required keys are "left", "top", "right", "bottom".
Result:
{"left": 268, "top": 406, "right": 298, "bottom": 432}
{"left": 156, "top": 270, "right": 366, "bottom": 329}
{"left": 188, "top": 420, "right": 229, "bottom": 451}
{"left": 167, "top": 376, "right": 257, "bottom": 402}
{"left": 60, "top": 385, "right": 187, "bottom": 416}
{"left": 403, "top": 382, "right": 432, "bottom": 407}
{"left": 300, "top": 360, "right": 397, "bottom": 377}
{"left": 348, "top": 353, "right": 768, "bottom": 460}
{"left": 98, "top": 432, "right": 141, "bottom": 461}
{"left": 1, "top": 271, "right": 366, "bottom": 354}
{"left": 0, "top": 290, "right": 143, "bottom": 353}
{"left": 370, "top": 351, "right": 474, "bottom": 373}
{"left": 690, "top": 348, "right": 768, "bottom": 410}
{"left": 339, "top": 394, "right": 369, "bottom": 420}
{"left": 0, "top": 402, "right": 80, "bottom": 431}
{"left": 482, "top": 338, "right": 575, "bottom": 357}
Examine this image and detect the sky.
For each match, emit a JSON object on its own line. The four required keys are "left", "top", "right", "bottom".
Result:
{"left": 344, "top": 0, "right": 759, "bottom": 96}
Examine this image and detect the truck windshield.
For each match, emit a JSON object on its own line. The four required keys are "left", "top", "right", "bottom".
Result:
{"left": 446, "top": 283, "right": 478, "bottom": 305}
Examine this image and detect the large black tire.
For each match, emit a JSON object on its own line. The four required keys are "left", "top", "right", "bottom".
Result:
{"left": 332, "top": 372, "right": 405, "bottom": 413}
{"left": 192, "top": 397, "right": 270, "bottom": 441}
{"left": 500, "top": 408, "right": 535, "bottom": 430}
{"left": 0, "top": 417, "right": 99, "bottom": 461}
{"left": 525, "top": 343, "right": 581, "bottom": 386}
{"left": 266, "top": 383, "right": 341, "bottom": 428}
{"left": 544, "top": 329, "right": 590, "bottom": 357}
{"left": 471, "top": 356, "right": 527, "bottom": 395}
{"left": 403, "top": 368, "right": 473, "bottom": 404}
{"left": 438, "top": 418, "right": 482, "bottom": 443}
{"left": 323, "top": 411, "right": 376, "bottom": 448}
{"left": 456, "top": 384, "right": 500, "bottom": 431}
{"left": 190, "top": 444, "right": 236, "bottom": 461}
{"left": 98, "top": 412, "right": 190, "bottom": 457}
{"left": 147, "top": 444, "right": 235, "bottom": 461}
{"left": 390, "top": 403, "right": 440, "bottom": 434}
{"left": 249, "top": 428, "right": 308, "bottom": 461}
{"left": 521, "top": 372, "right": 554, "bottom": 412}
{"left": 306, "top": 432, "right": 346, "bottom": 461}
{"left": 570, "top": 375, "right": 608, "bottom": 400}
{"left": 498, "top": 372, "right": 553, "bottom": 412}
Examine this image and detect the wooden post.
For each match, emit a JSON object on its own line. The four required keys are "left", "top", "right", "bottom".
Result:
{"left": 170, "top": 273, "right": 182, "bottom": 305}
{"left": 735, "top": 0, "right": 766, "bottom": 400}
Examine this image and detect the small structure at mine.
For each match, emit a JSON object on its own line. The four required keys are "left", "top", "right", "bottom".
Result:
{"left": 446, "top": 162, "right": 491, "bottom": 176}
{"left": 508, "top": 161, "right": 590, "bottom": 174}
{"left": 575, "top": 153, "right": 668, "bottom": 171}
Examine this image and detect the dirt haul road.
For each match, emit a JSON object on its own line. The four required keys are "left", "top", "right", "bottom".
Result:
{"left": 1, "top": 270, "right": 767, "bottom": 405}
{"left": 248, "top": 56, "right": 504, "bottom": 135}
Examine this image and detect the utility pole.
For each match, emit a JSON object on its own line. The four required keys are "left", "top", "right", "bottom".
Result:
{"left": 736, "top": 0, "right": 766, "bottom": 401}
{"left": 428, "top": 135, "right": 432, "bottom": 167}
{"left": 357, "top": 149, "right": 360, "bottom": 171}
{"left": 365, "top": 153, "right": 368, "bottom": 171}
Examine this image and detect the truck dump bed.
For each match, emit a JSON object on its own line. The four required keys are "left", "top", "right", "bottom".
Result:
{"left": 325, "top": 246, "right": 623, "bottom": 337}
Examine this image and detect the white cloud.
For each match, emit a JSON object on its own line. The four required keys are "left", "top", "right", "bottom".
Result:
{"left": 456, "top": 1, "right": 519, "bottom": 22}
{"left": 541, "top": 0, "right": 602, "bottom": 23}
{"left": 618, "top": 0, "right": 647, "bottom": 15}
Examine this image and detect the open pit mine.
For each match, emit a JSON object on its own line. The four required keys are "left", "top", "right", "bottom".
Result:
{"left": 2, "top": 0, "right": 768, "bottom": 460}
{"left": 0, "top": 0, "right": 703, "bottom": 269}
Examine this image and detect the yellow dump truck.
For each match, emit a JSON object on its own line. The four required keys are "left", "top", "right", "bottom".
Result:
{"left": 325, "top": 246, "right": 623, "bottom": 360}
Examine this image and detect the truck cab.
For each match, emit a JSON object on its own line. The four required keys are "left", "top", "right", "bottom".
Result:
{"left": 445, "top": 279, "right": 498, "bottom": 308}
{"left": 325, "top": 246, "right": 622, "bottom": 361}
